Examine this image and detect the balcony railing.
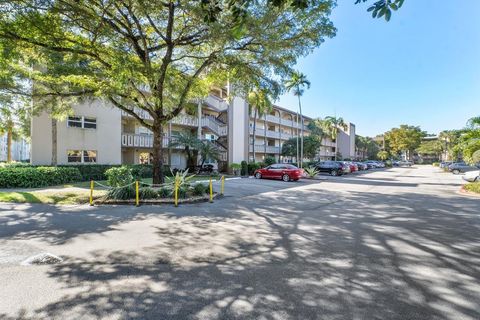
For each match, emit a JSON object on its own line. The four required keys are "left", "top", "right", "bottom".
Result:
{"left": 121, "top": 134, "right": 184, "bottom": 149}
{"left": 249, "top": 145, "right": 280, "bottom": 154}
{"left": 203, "top": 95, "right": 229, "bottom": 112}
{"left": 201, "top": 116, "right": 227, "bottom": 136}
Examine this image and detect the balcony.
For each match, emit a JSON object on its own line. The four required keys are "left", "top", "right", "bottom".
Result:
{"left": 171, "top": 114, "right": 198, "bottom": 127}
{"left": 249, "top": 145, "right": 280, "bottom": 154}
{"left": 203, "top": 95, "right": 229, "bottom": 112}
{"left": 121, "top": 134, "right": 183, "bottom": 149}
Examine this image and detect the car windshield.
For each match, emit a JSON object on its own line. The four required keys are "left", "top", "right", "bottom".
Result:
{"left": 285, "top": 165, "right": 298, "bottom": 169}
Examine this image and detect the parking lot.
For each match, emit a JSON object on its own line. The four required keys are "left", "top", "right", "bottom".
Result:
{"left": 1, "top": 166, "right": 479, "bottom": 320}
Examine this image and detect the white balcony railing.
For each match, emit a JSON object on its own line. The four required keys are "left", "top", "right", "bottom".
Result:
{"left": 204, "top": 95, "right": 229, "bottom": 112}
{"left": 249, "top": 145, "right": 280, "bottom": 154}
{"left": 121, "top": 134, "right": 184, "bottom": 149}
{"left": 201, "top": 116, "right": 227, "bottom": 136}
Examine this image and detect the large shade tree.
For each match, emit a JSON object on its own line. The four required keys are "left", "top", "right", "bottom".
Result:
{"left": 384, "top": 125, "right": 426, "bottom": 160}
{"left": 0, "top": 0, "right": 336, "bottom": 183}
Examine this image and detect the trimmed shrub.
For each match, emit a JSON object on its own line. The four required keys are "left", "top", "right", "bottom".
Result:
{"left": 247, "top": 162, "right": 262, "bottom": 175}
{"left": 264, "top": 156, "right": 276, "bottom": 166}
{"left": 105, "top": 166, "right": 134, "bottom": 187}
{"left": 139, "top": 187, "right": 158, "bottom": 200}
{"left": 59, "top": 164, "right": 171, "bottom": 181}
{"left": 240, "top": 161, "right": 248, "bottom": 176}
{"left": 192, "top": 183, "right": 207, "bottom": 196}
{"left": 0, "top": 166, "right": 82, "bottom": 188}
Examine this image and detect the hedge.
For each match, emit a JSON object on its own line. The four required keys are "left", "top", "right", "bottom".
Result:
{"left": 0, "top": 167, "right": 82, "bottom": 188}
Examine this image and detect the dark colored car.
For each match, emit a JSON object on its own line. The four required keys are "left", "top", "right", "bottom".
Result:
{"left": 254, "top": 164, "right": 303, "bottom": 182}
{"left": 314, "top": 161, "right": 345, "bottom": 176}
{"left": 355, "top": 162, "right": 368, "bottom": 171}
{"left": 448, "top": 162, "right": 480, "bottom": 174}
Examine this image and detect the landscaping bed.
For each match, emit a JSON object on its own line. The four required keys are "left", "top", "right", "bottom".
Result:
{"left": 97, "top": 193, "right": 221, "bottom": 205}
{"left": 462, "top": 182, "right": 480, "bottom": 196}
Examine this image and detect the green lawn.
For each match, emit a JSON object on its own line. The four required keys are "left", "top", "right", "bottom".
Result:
{"left": 0, "top": 190, "right": 107, "bottom": 205}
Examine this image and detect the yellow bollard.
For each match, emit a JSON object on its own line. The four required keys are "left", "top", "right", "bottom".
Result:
{"left": 221, "top": 175, "right": 225, "bottom": 195}
{"left": 135, "top": 180, "right": 139, "bottom": 206}
{"left": 174, "top": 180, "right": 179, "bottom": 207}
{"left": 89, "top": 180, "right": 94, "bottom": 206}
{"left": 209, "top": 177, "right": 213, "bottom": 203}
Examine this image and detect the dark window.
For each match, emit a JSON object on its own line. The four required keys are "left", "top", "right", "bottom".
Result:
{"left": 67, "top": 150, "right": 82, "bottom": 163}
{"left": 83, "top": 118, "right": 97, "bottom": 129}
{"left": 67, "top": 117, "right": 82, "bottom": 128}
{"left": 83, "top": 150, "right": 97, "bottom": 163}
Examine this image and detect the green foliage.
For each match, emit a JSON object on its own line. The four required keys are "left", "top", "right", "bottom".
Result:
{"left": 106, "top": 186, "right": 136, "bottom": 200}
{"left": 416, "top": 140, "right": 443, "bottom": 157}
{"left": 105, "top": 166, "right": 134, "bottom": 188}
{"left": 377, "top": 150, "right": 389, "bottom": 161}
{"left": 240, "top": 161, "right": 248, "bottom": 176}
{"left": 247, "top": 162, "right": 263, "bottom": 175}
{"left": 172, "top": 169, "right": 195, "bottom": 189}
{"left": 192, "top": 183, "right": 208, "bottom": 196}
{"left": 198, "top": 140, "right": 221, "bottom": 167}
{"left": 58, "top": 164, "right": 170, "bottom": 181}
{"left": 264, "top": 156, "right": 277, "bottom": 166}
{"left": 432, "top": 162, "right": 440, "bottom": 167}
{"left": 0, "top": 166, "right": 82, "bottom": 188}
{"left": 304, "top": 167, "right": 319, "bottom": 178}
{"left": 464, "top": 182, "right": 480, "bottom": 194}
{"left": 230, "top": 163, "right": 241, "bottom": 175}
{"left": 139, "top": 187, "right": 158, "bottom": 200}
{"left": 355, "top": 0, "right": 405, "bottom": 21}
{"left": 158, "top": 187, "right": 172, "bottom": 199}
{"left": 169, "top": 132, "right": 201, "bottom": 170}
{"left": 356, "top": 135, "right": 381, "bottom": 160}
{"left": 384, "top": 125, "right": 426, "bottom": 159}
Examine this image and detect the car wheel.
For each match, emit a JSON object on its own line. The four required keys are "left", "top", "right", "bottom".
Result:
{"left": 255, "top": 172, "right": 262, "bottom": 179}
{"left": 475, "top": 177, "right": 480, "bottom": 182}
{"left": 331, "top": 170, "right": 338, "bottom": 176}
{"left": 282, "top": 174, "right": 290, "bottom": 182}
{"left": 453, "top": 169, "right": 460, "bottom": 175}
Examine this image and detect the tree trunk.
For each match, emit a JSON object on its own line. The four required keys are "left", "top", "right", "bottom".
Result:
{"left": 51, "top": 118, "right": 57, "bottom": 165}
{"left": 334, "top": 129, "right": 338, "bottom": 161}
{"left": 252, "top": 108, "right": 257, "bottom": 162}
{"left": 6, "top": 127, "right": 12, "bottom": 162}
{"left": 297, "top": 94, "right": 304, "bottom": 168}
{"left": 152, "top": 120, "right": 165, "bottom": 184}
{"left": 296, "top": 113, "right": 299, "bottom": 164}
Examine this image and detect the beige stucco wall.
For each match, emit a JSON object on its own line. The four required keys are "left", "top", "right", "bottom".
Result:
{"left": 31, "top": 100, "right": 122, "bottom": 165}
{"left": 228, "top": 96, "right": 249, "bottom": 164}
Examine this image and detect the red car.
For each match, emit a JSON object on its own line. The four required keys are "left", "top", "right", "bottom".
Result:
{"left": 254, "top": 164, "right": 303, "bottom": 182}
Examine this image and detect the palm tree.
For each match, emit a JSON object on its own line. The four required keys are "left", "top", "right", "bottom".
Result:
{"left": 198, "top": 140, "right": 221, "bottom": 168}
{"left": 307, "top": 118, "right": 326, "bottom": 160}
{"left": 247, "top": 89, "right": 273, "bottom": 163}
{"left": 324, "top": 116, "right": 346, "bottom": 161}
{"left": 169, "top": 131, "right": 201, "bottom": 171}
{"left": 0, "top": 102, "right": 19, "bottom": 163}
{"left": 285, "top": 71, "right": 310, "bottom": 168}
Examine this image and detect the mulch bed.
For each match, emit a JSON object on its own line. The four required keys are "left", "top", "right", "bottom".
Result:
{"left": 94, "top": 193, "right": 222, "bottom": 205}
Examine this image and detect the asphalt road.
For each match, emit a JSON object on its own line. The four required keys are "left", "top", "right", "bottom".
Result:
{"left": 0, "top": 166, "right": 479, "bottom": 320}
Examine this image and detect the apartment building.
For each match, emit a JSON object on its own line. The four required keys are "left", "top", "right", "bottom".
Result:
{"left": 31, "top": 90, "right": 356, "bottom": 169}
{"left": 0, "top": 134, "right": 30, "bottom": 162}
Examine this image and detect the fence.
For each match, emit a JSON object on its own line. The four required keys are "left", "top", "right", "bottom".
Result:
{"left": 89, "top": 175, "right": 226, "bottom": 207}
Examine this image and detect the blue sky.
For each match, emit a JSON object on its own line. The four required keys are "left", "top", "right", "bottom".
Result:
{"left": 277, "top": 0, "right": 480, "bottom": 137}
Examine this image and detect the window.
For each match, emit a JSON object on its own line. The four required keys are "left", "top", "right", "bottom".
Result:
{"left": 67, "top": 116, "right": 97, "bottom": 129}
{"left": 67, "top": 150, "right": 82, "bottom": 163}
{"left": 83, "top": 150, "right": 97, "bottom": 163}
{"left": 67, "top": 116, "right": 82, "bottom": 128}
{"left": 68, "top": 150, "right": 96, "bottom": 163}
{"left": 83, "top": 118, "right": 97, "bottom": 129}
